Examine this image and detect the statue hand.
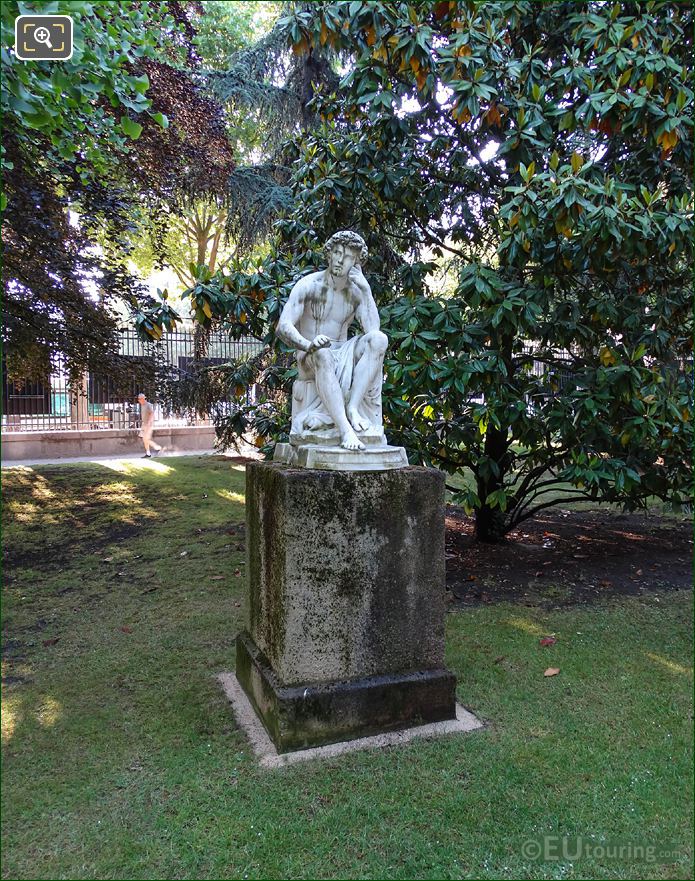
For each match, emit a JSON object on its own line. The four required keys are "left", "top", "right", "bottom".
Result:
{"left": 307, "top": 334, "right": 331, "bottom": 354}
{"left": 348, "top": 266, "right": 370, "bottom": 294}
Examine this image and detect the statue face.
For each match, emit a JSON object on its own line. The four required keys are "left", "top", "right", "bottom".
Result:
{"left": 328, "top": 244, "right": 358, "bottom": 278}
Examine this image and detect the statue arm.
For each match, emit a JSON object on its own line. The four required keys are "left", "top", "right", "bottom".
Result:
{"left": 352, "top": 273, "right": 380, "bottom": 334}
{"left": 277, "top": 281, "right": 312, "bottom": 352}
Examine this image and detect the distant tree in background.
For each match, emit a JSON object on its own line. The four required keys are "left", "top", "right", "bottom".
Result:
{"left": 125, "top": 2, "right": 288, "bottom": 324}
{"left": 135, "top": 0, "right": 341, "bottom": 417}
{"left": 1, "top": 0, "right": 233, "bottom": 379}
{"left": 194, "top": 1, "right": 280, "bottom": 72}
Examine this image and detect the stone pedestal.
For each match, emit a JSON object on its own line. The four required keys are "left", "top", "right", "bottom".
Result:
{"left": 235, "top": 462, "right": 456, "bottom": 752}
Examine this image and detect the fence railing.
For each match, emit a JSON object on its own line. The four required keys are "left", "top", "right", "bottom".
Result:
{"left": 2, "top": 330, "right": 262, "bottom": 433}
{"left": 6, "top": 332, "right": 685, "bottom": 435}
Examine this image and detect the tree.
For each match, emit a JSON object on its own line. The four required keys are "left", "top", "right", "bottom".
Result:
{"left": 193, "top": 1, "right": 281, "bottom": 72}
{"left": 1, "top": 0, "right": 233, "bottom": 377}
{"left": 131, "top": 199, "right": 229, "bottom": 290}
{"left": 125, "top": 2, "right": 293, "bottom": 329}
{"left": 126, "top": 2, "right": 291, "bottom": 293}
{"left": 148, "top": 2, "right": 693, "bottom": 541}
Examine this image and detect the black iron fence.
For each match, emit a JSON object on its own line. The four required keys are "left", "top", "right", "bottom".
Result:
{"left": 5, "top": 331, "right": 685, "bottom": 435}
{"left": 2, "top": 330, "right": 262, "bottom": 433}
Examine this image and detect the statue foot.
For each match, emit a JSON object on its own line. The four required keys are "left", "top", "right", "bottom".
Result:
{"left": 341, "top": 427, "right": 366, "bottom": 451}
{"left": 305, "top": 415, "right": 326, "bottom": 430}
{"left": 347, "top": 407, "right": 370, "bottom": 433}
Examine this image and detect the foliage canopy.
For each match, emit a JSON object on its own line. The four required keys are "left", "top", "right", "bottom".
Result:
{"left": 160, "top": 0, "right": 693, "bottom": 540}
{"left": 1, "top": 0, "right": 233, "bottom": 379}
{"left": 5, "top": 2, "right": 691, "bottom": 540}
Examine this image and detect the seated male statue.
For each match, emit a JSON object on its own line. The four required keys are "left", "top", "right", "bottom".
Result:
{"left": 276, "top": 230, "right": 388, "bottom": 451}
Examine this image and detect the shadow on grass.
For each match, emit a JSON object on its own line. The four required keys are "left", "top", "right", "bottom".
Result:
{"left": 1, "top": 458, "right": 692, "bottom": 880}
{"left": 2, "top": 461, "right": 176, "bottom": 571}
{"left": 2, "top": 456, "right": 247, "bottom": 689}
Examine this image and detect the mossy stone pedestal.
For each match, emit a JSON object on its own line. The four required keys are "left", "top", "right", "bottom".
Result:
{"left": 235, "top": 461, "right": 456, "bottom": 752}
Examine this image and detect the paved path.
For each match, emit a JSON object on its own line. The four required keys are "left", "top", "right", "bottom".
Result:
{"left": 1, "top": 449, "right": 221, "bottom": 468}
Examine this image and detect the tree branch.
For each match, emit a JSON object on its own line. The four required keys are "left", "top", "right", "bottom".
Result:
{"left": 510, "top": 485, "right": 592, "bottom": 526}
{"left": 510, "top": 494, "right": 594, "bottom": 528}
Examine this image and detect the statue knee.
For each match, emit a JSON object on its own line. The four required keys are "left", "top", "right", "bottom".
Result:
{"left": 366, "top": 330, "right": 388, "bottom": 353}
{"left": 313, "top": 347, "right": 332, "bottom": 368}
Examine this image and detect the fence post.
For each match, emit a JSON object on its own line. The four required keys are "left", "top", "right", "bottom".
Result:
{"left": 69, "top": 372, "right": 89, "bottom": 430}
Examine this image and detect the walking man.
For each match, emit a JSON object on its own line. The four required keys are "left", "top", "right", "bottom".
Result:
{"left": 137, "top": 392, "right": 162, "bottom": 457}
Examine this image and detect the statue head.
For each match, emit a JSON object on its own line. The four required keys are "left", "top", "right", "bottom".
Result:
{"left": 324, "top": 230, "right": 368, "bottom": 278}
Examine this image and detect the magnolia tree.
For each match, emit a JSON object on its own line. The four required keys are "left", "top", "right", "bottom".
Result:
{"left": 144, "top": 0, "right": 693, "bottom": 541}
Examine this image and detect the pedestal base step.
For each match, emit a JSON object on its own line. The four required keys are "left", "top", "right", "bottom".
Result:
{"left": 218, "top": 672, "right": 483, "bottom": 768}
{"left": 236, "top": 631, "right": 457, "bottom": 753}
{"left": 274, "top": 442, "right": 408, "bottom": 471}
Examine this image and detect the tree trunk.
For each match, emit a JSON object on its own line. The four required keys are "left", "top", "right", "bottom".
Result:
{"left": 474, "top": 504, "right": 508, "bottom": 543}
{"left": 474, "top": 422, "right": 511, "bottom": 542}
{"left": 474, "top": 330, "right": 515, "bottom": 542}
{"left": 208, "top": 216, "right": 225, "bottom": 273}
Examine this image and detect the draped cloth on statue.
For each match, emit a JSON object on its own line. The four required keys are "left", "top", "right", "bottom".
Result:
{"left": 291, "top": 336, "right": 382, "bottom": 438}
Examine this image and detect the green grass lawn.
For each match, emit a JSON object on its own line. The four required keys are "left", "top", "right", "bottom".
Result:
{"left": 2, "top": 457, "right": 692, "bottom": 880}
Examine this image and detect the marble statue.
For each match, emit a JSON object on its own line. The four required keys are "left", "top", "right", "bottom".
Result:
{"left": 274, "top": 230, "right": 407, "bottom": 470}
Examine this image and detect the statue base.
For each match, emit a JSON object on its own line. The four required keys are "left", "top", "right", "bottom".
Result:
{"left": 276, "top": 424, "right": 407, "bottom": 471}
{"left": 274, "top": 442, "right": 408, "bottom": 471}
{"left": 234, "top": 462, "right": 457, "bottom": 752}
{"left": 289, "top": 426, "right": 385, "bottom": 447}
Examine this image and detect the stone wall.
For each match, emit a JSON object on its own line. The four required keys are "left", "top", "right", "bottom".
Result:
{"left": 1, "top": 425, "right": 216, "bottom": 461}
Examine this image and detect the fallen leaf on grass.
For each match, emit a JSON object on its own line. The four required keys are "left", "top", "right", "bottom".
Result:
{"left": 494, "top": 655, "right": 506, "bottom": 664}
{"left": 234, "top": 569, "right": 242, "bottom": 577}
{"left": 102, "top": 557, "right": 114, "bottom": 563}
{"left": 544, "top": 667, "right": 560, "bottom": 677}
{"left": 42, "top": 637, "right": 60, "bottom": 647}
{"left": 211, "top": 575, "right": 225, "bottom": 581}
{"left": 180, "top": 551, "right": 188, "bottom": 557}
{"left": 539, "top": 636, "right": 557, "bottom": 647}
{"left": 120, "top": 626, "right": 133, "bottom": 634}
